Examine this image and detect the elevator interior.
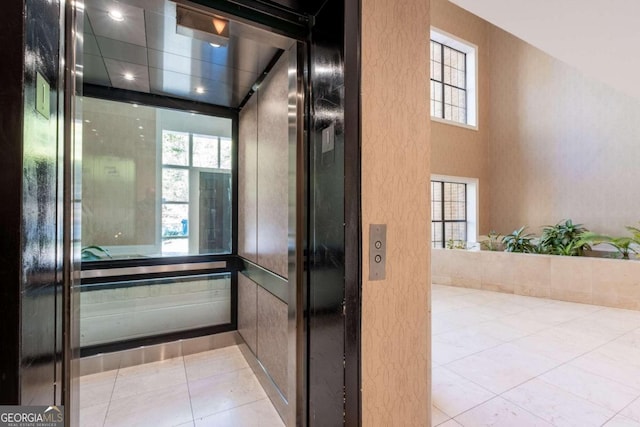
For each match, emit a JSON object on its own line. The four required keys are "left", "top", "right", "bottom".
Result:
{"left": 78, "top": 0, "right": 301, "bottom": 423}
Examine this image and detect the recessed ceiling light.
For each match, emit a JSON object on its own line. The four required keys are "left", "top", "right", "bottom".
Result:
{"left": 138, "top": 126, "right": 143, "bottom": 130}
{"left": 108, "top": 10, "right": 125, "bottom": 21}
{"left": 195, "top": 87, "right": 205, "bottom": 94}
{"left": 139, "top": 134, "right": 144, "bottom": 138}
{"left": 91, "top": 128, "right": 97, "bottom": 132}
{"left": 209, "top": 43, "right": 221, "bottom": 48}
{"left": 85, "top": 119, "right": 91, "bottom": 123}
{"left": 132, "top": 103, "right": 138, "bottom": 108}
{"left": 124, "top": 73, "right": 135, "bottom": 81}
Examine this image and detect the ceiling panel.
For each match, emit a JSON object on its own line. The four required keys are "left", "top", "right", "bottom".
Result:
{"left": 145, "top": 11, "right": 279, "bottom": 74}
{"left": 86, "top": 0, "right": 147, "bottom": 47}
{"left": 84, "top": 33, "right": 101, "bottom": 56}
{"left": 104, "top": 59, "right": 151, "bottom": 92}
{"left": 149, "top": 67, "right": 250, "bottom": 106}
{"left": 83, "top": 54, "right": 111, "bottom": 86}
{"left": 147, "top": 48, "right": 257, "bottom": 88}
{"left": 82, "top": 0, "right": 293, "bottom": 108}
{"left": 97, "top": 37, "right": 149, "bottom": 66}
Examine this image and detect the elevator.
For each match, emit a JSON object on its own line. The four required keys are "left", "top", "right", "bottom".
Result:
{"left": 0, "top": 0, "right": 361, "bottom": 425}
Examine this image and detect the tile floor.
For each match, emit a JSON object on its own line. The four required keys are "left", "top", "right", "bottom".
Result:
{"left": 80, "top": 345, "right": 284, "bottom": 427}
{"left": 432, "top": 284, "right": 640, "bottom": 427}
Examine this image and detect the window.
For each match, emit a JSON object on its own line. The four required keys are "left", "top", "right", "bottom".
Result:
{"left": 430, "top": 28, "right": 477, "bottom": 128}
{"left": 431, "top": 180, "right": 467, "bottom": 248}
{"left": 430, "top": 175, "right": 478, "bottom": 248}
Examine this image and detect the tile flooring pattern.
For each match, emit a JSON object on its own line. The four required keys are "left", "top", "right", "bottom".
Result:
{"left": 432, "top": 284, "right": 640, "bottom": 427}
{"left": 80, "top": 345, "right": 285, "bottom": 427}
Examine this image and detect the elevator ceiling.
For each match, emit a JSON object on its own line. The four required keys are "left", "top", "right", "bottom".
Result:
{"left": 82, "top": 0, "right": 293, "bottom": 108}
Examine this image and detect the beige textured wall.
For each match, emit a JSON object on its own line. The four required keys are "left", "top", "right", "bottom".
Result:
{"left": 487, "top": 26, "right": 640, "bottom": 236}
{"left": 361, "top": 0, "right": 431, "bottom": 425}
{"left": 431, "top": 0, "right": 491, "bottom": 233}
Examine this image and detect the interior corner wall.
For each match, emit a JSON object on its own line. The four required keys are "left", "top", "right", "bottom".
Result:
{"left": 361, "top": 0, "right": 431, "bottom": 425}
{"left": 431, "top": 0, "right": 491, "bottom": 234}
{"left": 486, "top": 26, "right": 640, "bottom": 236}
{"left": 237, "top": 50, "right": 289, "bottom": 407}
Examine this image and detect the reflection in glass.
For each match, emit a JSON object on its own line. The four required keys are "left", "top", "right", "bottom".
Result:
{"left": 80, "top": 273, "right": 232, "bottom": 347}
{"left": 162, "top": 131, "right": 189, "bottom": 166}
{"left": 193, "top": 135, "right": 218, "bottom": 168}
{"left": 81, "top": 97, "right": 233, "bottom": 259}
{"left": 162, "top": 203, "right": 189, "bottom": 237}
{"left": 220, "top": 138, "right": 232, "bottom": 170}
{"left": 162, "top": 168, "right": 189, "bottom": 202}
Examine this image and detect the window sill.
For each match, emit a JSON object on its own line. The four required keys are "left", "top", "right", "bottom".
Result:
{"left": 431, "top": 116, "right": 478, "bottom": 131}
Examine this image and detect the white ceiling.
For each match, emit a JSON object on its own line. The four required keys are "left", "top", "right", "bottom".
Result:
{"left": 448, "top": 0, "right": 640, "bottom": 100}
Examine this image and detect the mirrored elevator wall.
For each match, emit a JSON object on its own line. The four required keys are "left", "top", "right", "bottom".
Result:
{"left": 237, "top": 49, "right": 290, "bottom": 419}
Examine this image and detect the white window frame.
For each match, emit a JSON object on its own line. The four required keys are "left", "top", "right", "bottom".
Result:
{"left": 431, "top": 174, "right": 479, "bottom": 245}
{"left": 430, "top": 27, "right": 478, "bottom": 130}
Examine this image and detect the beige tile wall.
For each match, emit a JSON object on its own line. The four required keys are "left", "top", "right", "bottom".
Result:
{"left": 361, "top": 0, "right": 431, "bottom": 425}
{"left": 433, "top": 249, "right": 640, "bottom": 311}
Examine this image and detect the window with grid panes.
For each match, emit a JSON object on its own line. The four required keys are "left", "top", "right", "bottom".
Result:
{"left": 431, "top": 180, "right": 467, "bottom": 248}
{"left": 430, "top": 40, "right": 467, "bottom": 124}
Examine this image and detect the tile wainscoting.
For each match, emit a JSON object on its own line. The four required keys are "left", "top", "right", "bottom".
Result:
{"left": 433, "top": 248, "right": 640, "bottom": 311}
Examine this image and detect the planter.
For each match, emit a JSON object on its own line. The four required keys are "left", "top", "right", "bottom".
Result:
{"left": 432, "top": 248, "right": 640, "bottom": 311}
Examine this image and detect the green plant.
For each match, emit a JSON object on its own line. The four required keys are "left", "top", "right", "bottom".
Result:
{"left": 538, "top": 219, "right": 590, "bottom": 256}
{"left": 578, "top": 232, "right": 637, "bottom": 259}
{"left": 481, "top": 230, "right": 503, "bottom": 251}
{"left": 81, "top": 245, "right": 112, "bottom": 261}
{"left": 502, "top": 226, "right": 536, "bottom": 253}
{"left": 446, "top": 239, "right": 467, "bottom": 250}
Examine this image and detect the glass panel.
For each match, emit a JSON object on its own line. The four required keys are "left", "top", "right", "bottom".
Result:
{"left": 444, "top": 222, "right": 467, "bottom": 243}
{"left": 193, "top": 135, "right": 218, "bottom": 168}
{"left": 79, "top": 273, "right": 232, "bottom": 347}
{"left": 162, "top": 131, "right": 189, "bottom": 166}
{"left": 432, "top": 41, "right": 442, "bottom": 64}
{"left": 219, "top": 138, "right": 232, "bottom": 170}
{"left": 162, "top": 168, "right": 189, "bottom": 202}
{"left": 432, "top": 222, "right": 443, "bottom": 248}
{"left": 451, "top": 108, "right": 459, "bottom": 122}
{"left": 432, "top": 181, "right": 442, "bottom": 201}
{"left": 81, "top": 97, "right": 233, "bottom": 259}
{"left": 433, "top": 82, "right": 443, "bottom": 102}
{"left": 458, "top": 70, "right": 466, "bottom": 89}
